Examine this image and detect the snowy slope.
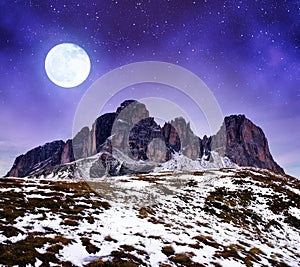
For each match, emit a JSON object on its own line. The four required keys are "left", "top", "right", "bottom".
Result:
{"left": 154, "top": 151, "right": 237, "bottom": 172}
{"left": 0, "top": 168, "right": 299, "bottom": 266}
{"left": 26, "top": 149, "right": 238, "bottom": 181}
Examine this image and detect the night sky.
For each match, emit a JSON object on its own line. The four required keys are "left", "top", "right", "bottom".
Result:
{"left": 0, "top": 0, "right": 299, "bottom": 177}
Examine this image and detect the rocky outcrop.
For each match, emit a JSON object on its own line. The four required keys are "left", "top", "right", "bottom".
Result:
{"left": 111, "top": 100, "right": 149, "bottom": 154}
{"left": 5, "top": 101, "right": 284, "bottom": 178}
{"left": 93, "top": 113, "right": 116, "bottom": 153}
{"left": 212, "top": 115, "right": 284, "bottom": 173}
{"left": 72, "top": 126, "right": 91, "bottom": 159}
{"left": 129, "top": 117, "right": 164, "bottom": 161}
{"left": 71, "top": 113, "right": 116, "bottom": 160}
{"left": 6, "top": 100, "right": 151, "bottom": 177}
{"left": 71, "top": 100, "right": 149, "bottom": 160}
{"left": 61, "top": 139, "right": 74, "bottom": 164}
{"left": 162, "top": 117, "right": 201, "bottom": 160}
{"left": 6, "top": 140, "right": 66, "bottom": 177}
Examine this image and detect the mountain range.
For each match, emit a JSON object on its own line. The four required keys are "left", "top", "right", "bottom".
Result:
{"left": 5, "top": 100, "right": 284, "bottom": 178}
{"left": 2, "top": 100, "right": 300, "bottom": 267}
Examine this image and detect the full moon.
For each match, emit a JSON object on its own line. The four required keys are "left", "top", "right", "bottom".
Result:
{"left": 45, "top": 43, "right": 91, "bottom": 88}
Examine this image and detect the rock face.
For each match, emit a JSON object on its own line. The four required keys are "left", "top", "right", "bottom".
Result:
{"left": 212, "top": 115, "right": 284, "bottom": 173}
{"left": 6, "top": 100, "right": 151, "bottom": 177}
{"left": 129, "top": 117, "right": 164, "bottom": 161}
{"left": 73, "top": 100, "right": 149, "bottom": 161}
{"left": 5, "top": 101, "right": 284, "bottom": 177}
{"left": 60, "top": 139, "right": 74, "bottom": 164}
{"left": 162, "top": 118, "right": 201, "bottom": 160}
{"left": 111, "top": 100, "right": 150, "bottom": 154}
{"left": 6, "top": 141, "right": 66, "bottom": 177}
{"left": 72, "top": 112, "right": 117, "bottom": 160}
{"left": 93, "top": 113, "right": 117, "bottom": 154}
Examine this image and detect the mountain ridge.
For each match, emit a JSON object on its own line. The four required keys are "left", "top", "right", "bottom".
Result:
{"left": 5, "top": 100, "right": 284, "bottom": 178}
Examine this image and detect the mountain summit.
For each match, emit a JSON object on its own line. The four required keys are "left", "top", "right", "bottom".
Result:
{"left": 212, "top": 114, "right": 283, "bottom": 172}
{"left": 5, "top": 100, "right": 283, "bottom": 178}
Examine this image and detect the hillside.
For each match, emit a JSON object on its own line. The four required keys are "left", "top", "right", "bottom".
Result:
{"left": 0, "top": 167, "right": 299, "bottom": 266}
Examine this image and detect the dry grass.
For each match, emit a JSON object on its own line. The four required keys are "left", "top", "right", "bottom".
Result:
{"left": 0, "top": 168, "right": 299, "bottom": 266}
{"left": 0, "top": 178, "right": 110, "bottom": 266}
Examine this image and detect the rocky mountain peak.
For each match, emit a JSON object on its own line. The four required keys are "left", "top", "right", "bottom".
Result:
{"left": 116, "top": 99, "right": 137, "bottom": 114}
{"left": 5, "top": 102, "right": 284, "bottom": 177}
{"left": 162, "top": 117, "right": 200, "bottom": 160}
{"left": 212, "top": 114, "right": 284, "bottom": 173}
{"left": 116, "top": 99, "right": 149, "bottom": 124}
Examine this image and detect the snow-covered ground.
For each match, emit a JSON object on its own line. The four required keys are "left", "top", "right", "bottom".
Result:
{"left": 0, "top": 167, "right": 299, "bottom": 266}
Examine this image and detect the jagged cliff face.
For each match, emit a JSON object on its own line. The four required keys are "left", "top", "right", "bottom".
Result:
{"left": 6, "top": 141, "right": 66, "bottom": 177}
{"left": 70, "top": 100, "right": 148, "bottom": 161}
{"left": 162, "top": 118, "right": 201, "bottom": 160}
{"left": 112, "top": 100, "right": 150, "bottom": 154}
{"left": 129, "top": 117, "right": 163, "bottom": 161}
{"left": 72, "top": 113, "right": 117, "bottom": 160}
{"left": 5, "top": 100, "right": 152, "bottom": 177}
{"left": 5, "top": 100, "right": 284, "bottom": 177}
{"left": 212, "top": 115, "right": 284, "bottom": 173}
{"left": 60, "top": 139, "right": 74, "bottom": 164}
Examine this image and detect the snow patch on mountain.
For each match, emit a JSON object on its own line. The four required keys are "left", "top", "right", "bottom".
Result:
{"left": 154, "top": 151, "right": 237, "bottom": 172}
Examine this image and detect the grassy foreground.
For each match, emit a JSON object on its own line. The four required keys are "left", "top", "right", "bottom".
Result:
{"left": 0, "top": 169, "right": 299, "bottom": 266}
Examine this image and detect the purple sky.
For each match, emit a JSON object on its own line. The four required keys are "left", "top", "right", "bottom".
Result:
{"left": 0, "top": 1, "right": 299, "bottom": 177}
